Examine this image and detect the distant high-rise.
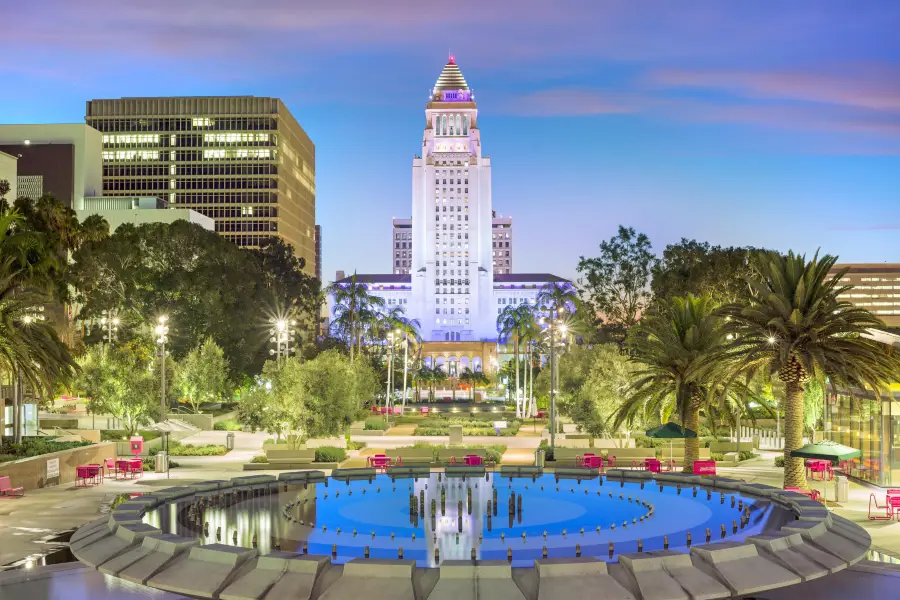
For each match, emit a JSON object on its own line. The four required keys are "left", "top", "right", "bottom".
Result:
{"left": 85, "top": 96, "right": 316, "bottom": 274}
{"left": 314, "top": 224, "right": 322, "bottom": 282}
{"left": 392, "top": 213, "right": 512, "bottom": 275}
{"left": 831, "top": 264, "right": 900, "bottom": 327}
{"left": 392, "top": 217, "right": 412, "bottom": 274}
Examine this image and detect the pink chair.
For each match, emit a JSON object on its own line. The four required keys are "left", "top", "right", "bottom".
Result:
{"left": 104, "top": 458, "right": 116, "bottom": 477}
{"left": 75, "top": 466, "right": 92, "bottom": 488}
{"left": 129, "top": 458, "right": 143, "bottom": 478}
{"left": 0, "top": 476, "right": 24, "bottom": 498}
{"left": 464, "top": 454, "right": 483, "bottom": 466}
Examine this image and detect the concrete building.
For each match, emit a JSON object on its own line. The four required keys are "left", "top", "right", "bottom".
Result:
{"left": 76, "top": 196, "right": 214, "bottom": 232}
{"left": 492, "top": 212, "right": 513, "bottom": 274}
{"left": 393, "top": 213, "right": 512, "bottom": 275}
{"left": 314, "top": 224, "right": 322, "bottom": 282}
{"left": 330, "top": 57, "right": 566, "bottom": 355}
{"left": 85, "top": 96, "right": 316, "bottom": 274}
{"left": 832, "top": 264, "right": 900, "bottom": 327}
{"left": 0, "top": 151, "right": 16, "bottom": 201}
{"left": 0, "top": 124, "right": 103, "bottom": 207}
{"left": 392, "top": 217, "right": 413, "bottom": 274}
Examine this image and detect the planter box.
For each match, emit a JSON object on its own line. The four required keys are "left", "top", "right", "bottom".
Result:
{"left": 350, "top": 428, "right": 387, "bottom": 437}
{"left": 265, "top": 448, "right": 315, "bottom": 465}
{"left": 0, "top": 442, "right": 116, "bottom": 490}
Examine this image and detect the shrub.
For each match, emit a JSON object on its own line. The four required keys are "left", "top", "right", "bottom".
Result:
{"left": 364, "top": 417, "right": 388, "bottom": 431}
{"left": 347, "top": 441, "right": 366, "bottom": 451}
{"left": 166, "top": 442, "right": 229, "bottom": 456}
{"left": 314, "top": 446, "right": 346, "bottom": 463}
{"left": 774, "top": 456, "right": 785, "bottom": 467}
{"left": 738, "top": 451, "right": 758, "bottom": 461}
{"left": 142, "top": 457, "right": 179, "bottom": 469}
{"left": 263, "top": 438, "right": 290, "bottom": 445}
{"left": 710, "top": 452, "right": 726, "bottom": 462}
{"left": 250, "top": 455, "right": 268, "bottom": 463}
{"left": 214, "top": 419, "right": 243, "bottom": 431}
{"left": 0, "top": 437, "right": 93, "bottom": 460}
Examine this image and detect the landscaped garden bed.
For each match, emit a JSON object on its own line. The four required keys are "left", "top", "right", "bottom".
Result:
{"left": 245, "top": 445, "right": 349, "bottom": 470}
{"left": 0, "top": 437, "right": 94, "bottom": 463}
{"left": 413, "top": 416, "right": 522, "bottom": 436}
{"left": 165, "top": 442, "right": 229, "bottom": 456}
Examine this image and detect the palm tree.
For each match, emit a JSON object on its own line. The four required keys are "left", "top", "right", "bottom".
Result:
{"left": 497, "top": 304, "right": 535, "bottom": 417}
{"left": 615, "top": 295, "right": 730, "bottom": 473}
{"left": 718, "top": 250, "right": 900, "bottom": 488}
{"left": 327, "top": 274, "right": 385, "bottom": 361}
{"left": 432, "top": 367, "right": 447, "bottom": 401}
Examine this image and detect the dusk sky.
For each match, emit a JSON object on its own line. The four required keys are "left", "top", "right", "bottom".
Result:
{"left": 2, "top": 1, "right": 898, "bottom": 282}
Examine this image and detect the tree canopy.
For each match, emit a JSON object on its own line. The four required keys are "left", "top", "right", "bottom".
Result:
{"left": 176, "top": 338, "right": 230, "bottom": 413}
{"left": 651, "top": 239, "right": 757, "bottom": 305}
{"left": 576, "top": 225, "right": 653, "bottom": 339}
{"left": 67, "top": 220, "right": 321, "bottom": 379}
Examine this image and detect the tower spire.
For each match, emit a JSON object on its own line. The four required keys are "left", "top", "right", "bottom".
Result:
{"left": 448, "top": 50, "right": 455, "bottom": 65}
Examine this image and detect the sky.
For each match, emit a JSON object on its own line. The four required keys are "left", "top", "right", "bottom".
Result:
{"left": 1, "top": 0, "right": 898, "bottom": 282}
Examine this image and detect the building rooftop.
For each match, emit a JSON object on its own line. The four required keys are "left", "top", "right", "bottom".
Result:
{"left": 494, "top": 273, "right": 569, "bottom": 283}
{"left": 432, "top": 57, "right": 470, "bottom": 96}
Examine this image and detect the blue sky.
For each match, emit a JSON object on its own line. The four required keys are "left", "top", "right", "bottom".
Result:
{"left": 2, "top": 0, "right": 898, "bottom": 281}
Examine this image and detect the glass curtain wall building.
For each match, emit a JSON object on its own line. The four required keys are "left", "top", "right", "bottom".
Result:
{"left": 85, "top": 97, "right": 316, "bottom": 274}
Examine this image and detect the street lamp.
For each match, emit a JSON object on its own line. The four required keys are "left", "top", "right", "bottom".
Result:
{"left": 399, "top": 330, "right": 410, "bottom": 413}
{"left": 269, "top": 318, "right": 297, "bottom": 365}
{"left": 385, "top": 329, "right": 401, "bottom": 414}
{"left": 100, "top": 310, "right": 120, "bottom": 347}
{"left": 155, "top": 315, "right": 169, "bottom": 422}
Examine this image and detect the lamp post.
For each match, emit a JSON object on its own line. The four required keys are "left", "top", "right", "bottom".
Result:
{"left": 385, "top": 329, "right": 400, "bottom": 414}
{"left": 155, "top": 316, "right": 169, "bottom": 422}
{"left": 100, "top": 310, "right": 120, "bottom": 348}
{"left": 269, "top": 319, "right": 297, "bottom": 365}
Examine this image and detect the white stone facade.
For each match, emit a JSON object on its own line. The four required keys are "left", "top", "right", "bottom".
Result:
{"left": 331, "top": 59, "right": 565, "bottom": 344}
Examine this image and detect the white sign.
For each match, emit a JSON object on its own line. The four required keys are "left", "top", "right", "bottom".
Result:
{"left": 493, "top": 421, "right": 508, "bottom": 430}
{"left": 46, "top": 458, "right": 60, "bottom": 479}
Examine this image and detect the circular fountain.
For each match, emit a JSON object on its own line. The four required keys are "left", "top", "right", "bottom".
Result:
{"left": 69, "top": 469, "right": 873, "bottom": 599}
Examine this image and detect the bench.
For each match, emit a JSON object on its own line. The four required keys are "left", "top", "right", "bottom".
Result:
{"left": 693, "top": 460, "right": 717, "bottom": 475}
{"left": 0, "top": 476, "right": 24, "bottom": 498}
{"left": 265, "top": 449, "right": 315, "bottom": 465}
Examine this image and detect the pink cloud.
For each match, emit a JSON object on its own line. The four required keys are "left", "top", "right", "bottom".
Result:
{"left": 650, "top": 66, "right": 900, "bottom": 112}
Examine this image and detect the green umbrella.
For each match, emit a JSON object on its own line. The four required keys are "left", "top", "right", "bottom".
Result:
{"left": 646, "top": 422, "right": 697, "bottom": 464}
{"left": 790, "top": 440, "right": 860, "bottom": 462}
{"left": 645, "top": 422, "right": 697, "bottom": 439}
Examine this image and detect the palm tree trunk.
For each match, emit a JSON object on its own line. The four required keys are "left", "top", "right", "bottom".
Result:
{"left": 683, "top": 401, "right": 701, "bottom": 474}
{"left": 514, "top": 335, "right": 520, "bottom": 417}
{"left": 782, "top": 377, "right": 807, "bottom": 488}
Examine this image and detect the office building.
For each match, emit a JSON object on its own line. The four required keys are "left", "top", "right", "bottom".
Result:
{"left": 314, "top": 224, "right": 322, "bottom": 281}
{"left": 0, "top": 151, "right": 16, "bottom": 200}
{"left": 492, "top": 212, "right": 513, "bottom": 274}
{"left": 85, "top": 96, "right": 316, "bottom": 275}
{"left": 832, "top": 263, "right": 900, "bottom": 327}
{"left": 330, "top": 57, "right": 566, "bottom": 360}
{"left": 393, "top": 213, "right": 512, "bottom": 275}
{"left": 0, "top": 124, "right": 103, "bottom": 207}
{"left": 392, "top": 218, "right": 413, "bottom": 274}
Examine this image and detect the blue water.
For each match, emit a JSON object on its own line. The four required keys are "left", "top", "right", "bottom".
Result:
{"left": 147, "top": 473, "right": 781, "bottom": 567}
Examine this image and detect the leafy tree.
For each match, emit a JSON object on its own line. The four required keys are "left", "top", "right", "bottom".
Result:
{"left": 719, "top": 251, "right": 900, "bottom": 488}
{"left": 651, "top": 239, "right": 756, "bottom": 305}
{"left": 238, "top": 350, "right": 377, "bottom": 447}
{"left": 75, "top": 341, "right": 160, "bottom": 436}
{"left": 176, "top": 338, "right": 229, "bottom": 413}
{"left": 67, "top": 220, "right": 320, "bottom": 379}
{"left": 577, "top": 226, "right": 653, "bottom": 340}
{"left": 616, "top": 296, "right": 731, "bottom": 472}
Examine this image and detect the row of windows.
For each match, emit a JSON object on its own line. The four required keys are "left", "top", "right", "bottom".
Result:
{"left": 493, "top": 260, "right": 511, "bottom": 267}
{"left": 215, "top": 221, "right": 277, "bottom": 233}
{"left": 222, "top": 233, "right": 278, "bottom": 247}
{"left": 492, "top": 232, "right": 511, "bottom": 239}
{"left": 104, "top": 164, "right": 279, "bottom": 177}
{"left": 434, "top": 114, "right": 470, "bottom": 137}
{"left": 394, "top": 232, "right": 411, "bottom": 240}
{"left": 394, "top": 242, "right": 412, "bottom": 249}
{"left": 499, "top": 297, "right": 532, "bottom": 305}
{"left": 89, "top": 117, "right": 278, "bottom": 133}
{"left": 437, "top": 320, "right": 469, "bottom": 327}
{"left": 435, "top": 179, "right": 468, "bottom": 185}
{"left": 435, "top": 279, "right": 471, "bottom": 286}
{"left": 493, "top": 251, "right": 511, "bottom": 257}
{"left": 173, "top": 192, "right": 277, "bottom": 204}
{"left": 493, "top": 242, "right": 511, "bottom": 248}
{"left": 198, "top": 206, "right": 277, "bottom": 219}
{"left": 105, "top": 179, "right": 277, "bottom": 192}
{"left": 437, "top": 308, "right": 470, "bottom": 314}
{"left": 435, "top": 288, "right": 470, "bottom": 295}
{"left": 203, "top": 149, "right": 273, "bottom": 160}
